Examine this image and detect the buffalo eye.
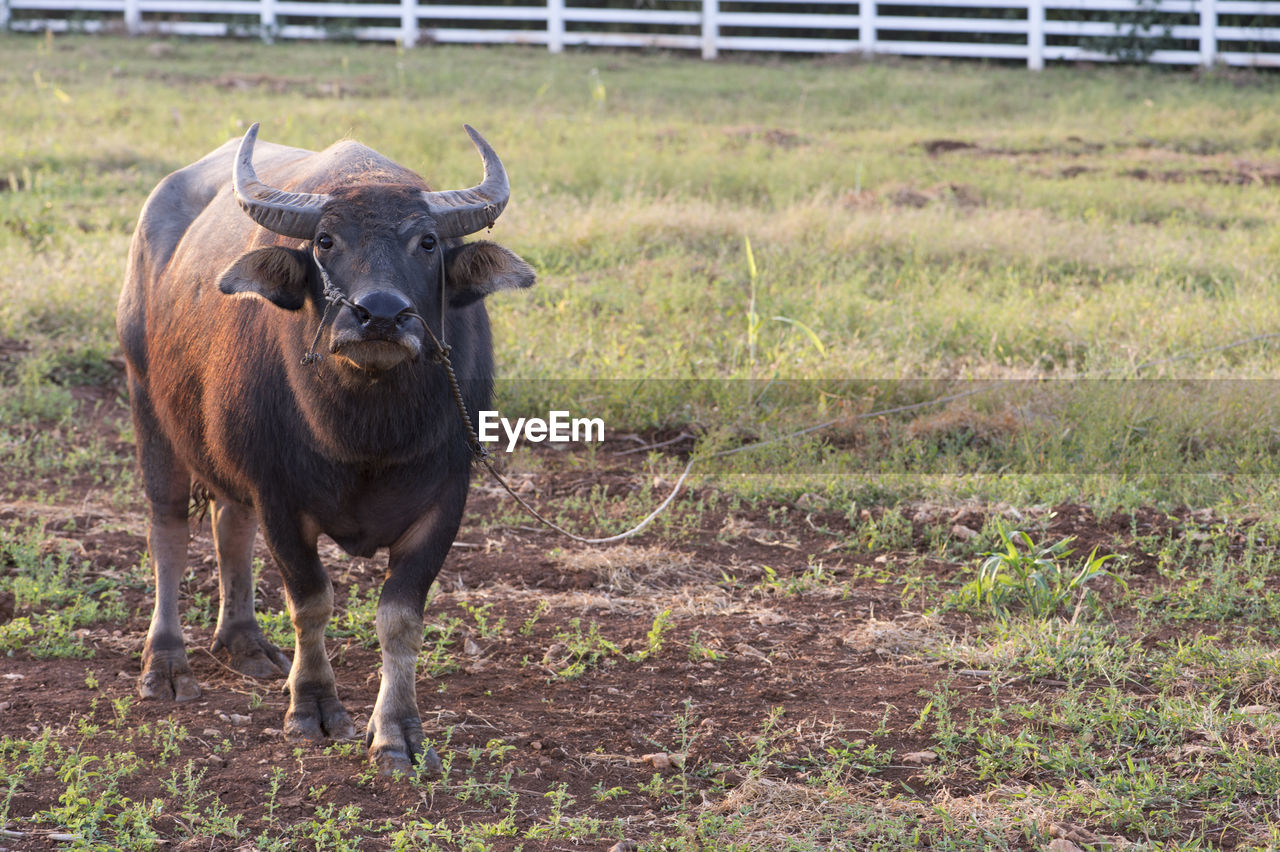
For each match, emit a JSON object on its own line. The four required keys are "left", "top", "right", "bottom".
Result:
{"left": 316, "top": 233, "right": 334, "bottom": 251}
{"left": 419, "top": 234, "right": 437, "bottom": 254}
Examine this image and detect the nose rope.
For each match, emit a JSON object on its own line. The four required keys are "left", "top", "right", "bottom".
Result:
{"left": 301, "top": 250, "right": 358, "bottom": 366}
{"left": 302, "top": 248, "right": 447, "bottom": 368}
{"left": 302, "top": 246, "right": 479, "bottom": 460}
{"left": 398, "top": 251, "right": 490, "bottom": 459}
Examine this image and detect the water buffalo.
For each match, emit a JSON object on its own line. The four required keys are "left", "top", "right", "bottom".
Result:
{"left": 116, "top": 123, "right": 534, "bottom": 774}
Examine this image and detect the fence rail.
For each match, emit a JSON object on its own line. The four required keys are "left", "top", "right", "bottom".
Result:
{"left": 5, "top": 0, "right": 1280, "bottom": 68}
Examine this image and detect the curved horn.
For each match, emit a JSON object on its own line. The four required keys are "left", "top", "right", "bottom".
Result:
{"left": 422, "top": 125, "right": 511, "bottom": 238}
{"left": 232, "top": 123, "right": 331, "bottom": 240}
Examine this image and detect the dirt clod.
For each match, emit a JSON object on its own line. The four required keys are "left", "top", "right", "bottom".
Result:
{"left": 890, "top": 186, "right": 933, "bottom": 208}
{"left": 920, "top": 138, "right": 977, "bottom": 156}
{"left": 641, "top": 752, "right": 684, "bottom": 771}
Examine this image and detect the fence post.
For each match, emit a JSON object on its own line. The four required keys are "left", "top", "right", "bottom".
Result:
{"left": 1200, "top": 0, "right": 1217, "bottom": 66}
{"left": 1027, "top": 0, "right": 1044, "bottom": 69}
{"left": 260, "top": 0, "right": 276, "bottom": 43}
{"left": 702, "top": 0, "right": 718, "bottom": 59}
{"left": 124, "top": 0, "right": 140, "bottom": 34}
{"left": 1, "top": 0, "right": 9, "bottom": 33}
{"left": 547, "top": 0, "right": 564, "bottom": 53}
{"left": 401, "top": 0, "right": 417, "bottom": 47}
{"left": 859, "top": 0, "right": 875, "bottom": 54}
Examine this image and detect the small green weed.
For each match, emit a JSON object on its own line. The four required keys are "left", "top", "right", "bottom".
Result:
{"left": 951, "top": 523, "right": 1122, "bottom": 618}
{"left": 628, "top": 608, "right": 673, "bottom": 662}
{"left": 544, "top": 618, "right": 620, "bottom": 680}
{"left": 420, "top": 616, "right": 462, "bottom": 678}
{"left": 520, "top": 599, "right": 550, "bottom": 636}
{"left": 811, "top": 738, "right": 894, "bottom": 782}
{"left": 753, "top": 560, "right": 846, "bottom": 597}
{"left": 331, "top": 583, "right": 380, "bottom": 646}
{"left": 460, "top": 600, "right": 507, "bottom": 640}
{"left": 855, "top": 509, "right": 915, "bottom": 553}
{"left": 687, "top": 628, "right": 724, "bottom": 661}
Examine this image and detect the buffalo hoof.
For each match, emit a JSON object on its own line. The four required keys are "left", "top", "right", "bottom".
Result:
{"left": 284, "top": 690, "right": 355, "bottom": 742}
{"left": 374, "top": 745, "right": 443, "bottom": 778}
{"left": 138, "top": 649, "right": 200, "bottom": 703}
{"left": 210, "top": 627, "right": 290, "bottom": 679}
{"left": 366, "top": 711, "right": 435, "bottom": 767}
{"left": 365, "top": 714, "right": 440, "bottom": 778}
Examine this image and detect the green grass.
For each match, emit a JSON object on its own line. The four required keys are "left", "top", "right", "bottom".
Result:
{"left": 8, "top": 35, "right": 1280, "bottom": 510}
{"left": 0, "top": 524, "right": 128, "bottom": 658}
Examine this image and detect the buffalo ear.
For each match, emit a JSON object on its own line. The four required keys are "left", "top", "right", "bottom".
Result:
{"left": 218, "top": 246, "right": 312, "bottom": 310}
{"left": 444, "top": 241, "right": 536, "bottom": 308}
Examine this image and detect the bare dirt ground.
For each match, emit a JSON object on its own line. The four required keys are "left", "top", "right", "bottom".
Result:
{"left": 0, "top": 386, "right": 1217, "bottom": 850}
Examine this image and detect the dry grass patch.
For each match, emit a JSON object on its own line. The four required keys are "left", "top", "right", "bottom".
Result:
{"left": 842, "top": 616, "right": 941, "bottom": 660}
{"left": 701, "top": 777, "right": 1097, "bottom": 850}
{"left": 906, "top": 403, "right": 1023, "bottom": 446}
{"left": 558, "top": 544, "right": 716, "bottom": 595}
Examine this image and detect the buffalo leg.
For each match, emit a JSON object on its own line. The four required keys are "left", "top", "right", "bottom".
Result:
{"left": 140, "top": 510, "right": 199, "bottom": 702}
{"left": 132, "top": 384, "right": 199, "bottom": 702}
{"left": 260, "top": 514, "right": 355, "bottom": 742}
{"left": 208, "top": 499, "right": 290, "bottom": 678}
{"left": 366, "top": 485, "right": 466, "bottom": 775}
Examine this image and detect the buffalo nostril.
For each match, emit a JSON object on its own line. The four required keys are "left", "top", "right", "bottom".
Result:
{"left": 351, "top": 290, "right": 412, "bottom": 326}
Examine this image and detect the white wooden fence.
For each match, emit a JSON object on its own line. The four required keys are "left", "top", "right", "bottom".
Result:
{"left": 4, "top": 0, "right": 1280, "bottom": 68}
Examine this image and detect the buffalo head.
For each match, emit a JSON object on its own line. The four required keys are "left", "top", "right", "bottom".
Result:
{"left": 218, "top": 123, "right": 534, "bottom": 373}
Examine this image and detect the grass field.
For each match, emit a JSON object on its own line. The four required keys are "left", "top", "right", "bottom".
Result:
{"left": 3, "top": 33, "right": 1280, "bottom": 850}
